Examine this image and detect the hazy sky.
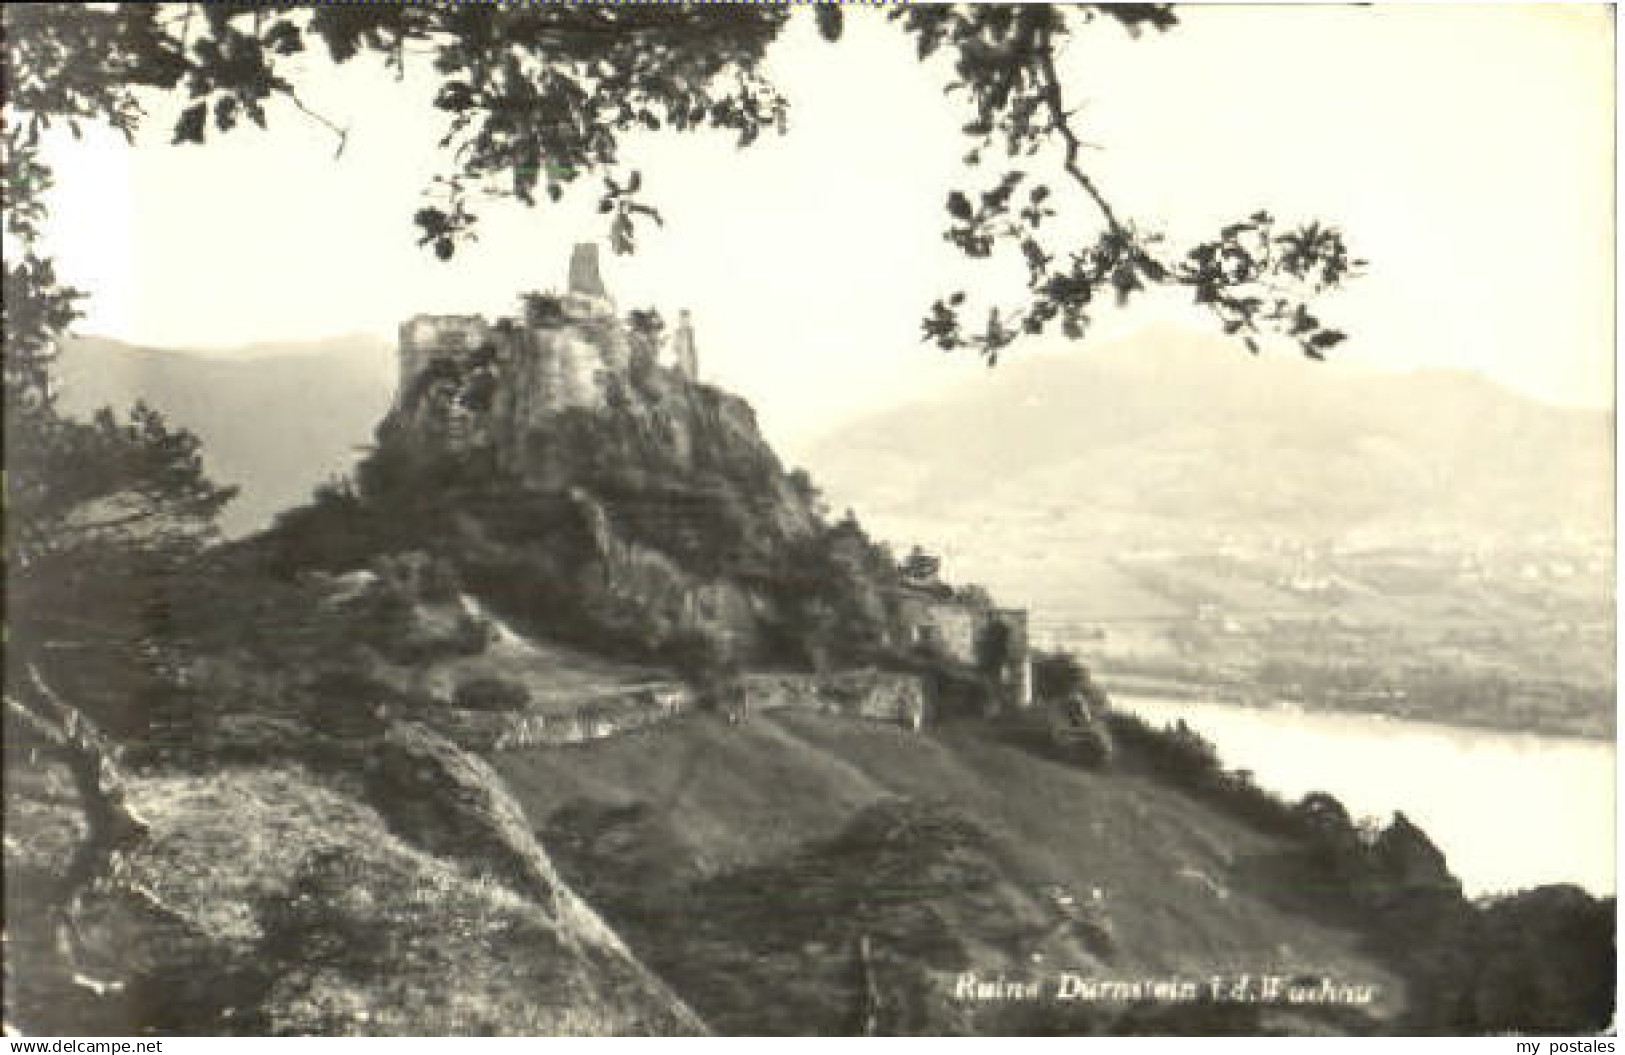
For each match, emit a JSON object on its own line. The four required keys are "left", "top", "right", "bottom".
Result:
{"left": 40, "top": 4, "right": 1615, "bottom": 448}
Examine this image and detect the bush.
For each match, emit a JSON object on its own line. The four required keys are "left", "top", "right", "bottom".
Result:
{"left": 1061, "top": 717, "right": 1116, "bottom": 768}
{"left": 297, "top": 669, "right": 434, "bottom": 738}
{"left": 453, "top": 677, "right": 531, "bottom": 712}
{"left": 663, "top": 629, "right": 737, "bottom": 688}
{"left": 1031, "top": 650, "right": 1086, "bottom": 702}
{"left": 1107, "top": 711, "right": 1222, "bottom": 776}
{"left": 1105, "top": 710, "right": 1302, "bottom": 836}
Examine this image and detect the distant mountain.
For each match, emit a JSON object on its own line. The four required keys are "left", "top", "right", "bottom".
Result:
{"left": 797, "top": 326, "right": 1613, "bottom": 611}
{"left": 50, "top": 325, "right": 1613, "bottom": 578}
{"left": 55, "top": 334, "right": 396, "bottom": 536}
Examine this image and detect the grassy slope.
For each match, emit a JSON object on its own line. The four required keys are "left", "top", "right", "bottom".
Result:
{"left": 418, "top": 599, "right": 678, "bottom": 713}
{"left": 492, "top": 710, "right": 1405, "bottom": 1027}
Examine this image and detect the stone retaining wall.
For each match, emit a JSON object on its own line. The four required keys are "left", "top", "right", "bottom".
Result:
{"left": 433, "top": 668, "right": 928, "bottom": 752}
{"left": 737, "top": 669, "right": 926, "bottom": 730}
{"left": 430, "top": 683, "right": 696, "bottom": 751}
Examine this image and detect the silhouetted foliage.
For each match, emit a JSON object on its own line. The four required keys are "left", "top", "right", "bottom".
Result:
{"left": 785, "top": 468, "right": 826, "bottom": 523}
{"left": 1031, "top": 649, "right": 1085, "bottom": 702}
{"left": 1462, "top": 885, "right": 1616, "bottom": 1034}
{"left": 757, "top": 508, "right": 917, "bottom": 671}
{"left": 6, "top": 399, "right": 237, "bottom": 741}
{"left": 893, "top": 5, "right": 1359, "bottom": 362}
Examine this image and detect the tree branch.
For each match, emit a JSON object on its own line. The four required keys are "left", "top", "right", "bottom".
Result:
{"left": 1032, "top": 21, "right": 1123, "bottom": 237}
{"left": 285, "top": 89, "right": 349, "bottom": 160}
{"left": 11, "top": 664, "right": 151, "bottom": 992}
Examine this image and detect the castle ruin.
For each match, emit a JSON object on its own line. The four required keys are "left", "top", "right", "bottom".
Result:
{"left": 390, "top": 244, "right": 1032, "bottom": 710}
{"left": 394, "top": 242, "right": 699, "bottom": 427}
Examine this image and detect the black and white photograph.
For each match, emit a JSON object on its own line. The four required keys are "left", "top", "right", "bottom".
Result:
{"left": 2, "top": 1, "right": 1616, "bottom": 1039}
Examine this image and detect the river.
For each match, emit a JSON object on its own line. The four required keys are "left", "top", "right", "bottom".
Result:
{"left": 1110, "top": 693, "right": 1616, "bottom": 898}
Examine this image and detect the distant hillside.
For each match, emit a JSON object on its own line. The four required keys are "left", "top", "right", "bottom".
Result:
{"left": 797, "top": 326, "right": 1613, "bottom": 610}
{"left": 55, "top": 334, "right": 396, "bottom": 536}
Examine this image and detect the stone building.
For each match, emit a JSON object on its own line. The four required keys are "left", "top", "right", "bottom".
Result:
{"left": 888, "top": 550, "right": 1033, "bottom": 708}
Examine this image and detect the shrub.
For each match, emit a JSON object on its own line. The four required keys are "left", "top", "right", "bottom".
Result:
{"left": 298, "top": 669, "right": 432, "bottom": 738}
{"left": 1031, "top": 650, "right": 1086, "bottom": 702}
{"left": 1105, "top": 710, "right": 1302, "bottom": 836}
{"left": 453, "top": 677, "right": 531, "bottom": 712}
{"left": 1106, "top": 711, "right": 1222, "bottom": 776}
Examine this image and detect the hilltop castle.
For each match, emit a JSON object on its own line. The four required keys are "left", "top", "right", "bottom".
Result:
{"left": 394, "top": 243, "right": 699, "bottom": 433}
{"left": 386, "top": 244, "right": 1033, "bottom": 709}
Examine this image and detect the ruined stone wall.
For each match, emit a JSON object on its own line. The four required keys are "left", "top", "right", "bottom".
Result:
{"left": 893, "top": 593, "right": 983, "bottom": 665}
{"left": 673, "top": 310, "right": 699, "bottom": 379}
{"left": 737, "top": 670, "right": 927, "bottom": 729}
{"left": 396, "top": 314, "right": 492, "bottom": 406}
{"left": 429, "top": 684, "right": 697, "bottom": 751}
{"left": 891, "top": 591, "right": 1032, "bottom": 707}
{"left": 428, "top": 670, "right": 926, "bottom": 754}
{"left": 398, "top": 312, "right": 628, "bottom": 444}
{"left": 402, "top": 314, "right": 490, "bottom": 350}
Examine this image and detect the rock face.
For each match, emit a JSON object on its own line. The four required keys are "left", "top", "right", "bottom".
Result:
{"left": 360, "top": 721, "right": 565, "bottom": 901}
{"left": 565, "top": 488, "right": 772, "bottom": 659}
{"left": 7, "top": 746, "right": 707, "bottom": 1036}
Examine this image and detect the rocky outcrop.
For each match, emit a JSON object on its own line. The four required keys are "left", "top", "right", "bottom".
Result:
{"left": 361, "top": 354, "right": 823, "bottom": 670}
{"left": 566, "top": 488, "right": 767, "bottom": 661}
{"left": 359, "top": 721, "right": 565, "bottom": 901}
{"left": 7, "top": 752, "right": 707, "bottom": 1035}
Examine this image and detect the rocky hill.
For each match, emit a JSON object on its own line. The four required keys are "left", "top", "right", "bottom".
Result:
{"left": 257, "top": 247, "right": 1032, "bottom": 696}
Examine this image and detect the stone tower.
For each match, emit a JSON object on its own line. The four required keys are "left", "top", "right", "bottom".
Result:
{"left": 674, "top": 309, "right": 699, "bottom": 380}
{"left": 563, "top": 242, "right": 614, "bottom": 320}
{"left": 568, "top": 243, "right": 607, "bottom": 298}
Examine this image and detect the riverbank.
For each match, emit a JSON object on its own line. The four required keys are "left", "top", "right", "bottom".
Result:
{"left": 1110, "top": 692, "right": 1616, "bottom": 898}
{"left": 1095, "top": 673, "right": 1614, "bottom": 743}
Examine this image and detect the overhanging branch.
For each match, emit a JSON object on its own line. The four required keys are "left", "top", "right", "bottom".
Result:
{"left": 1033, "top": 20, "right": 1123, "bottom": 238}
